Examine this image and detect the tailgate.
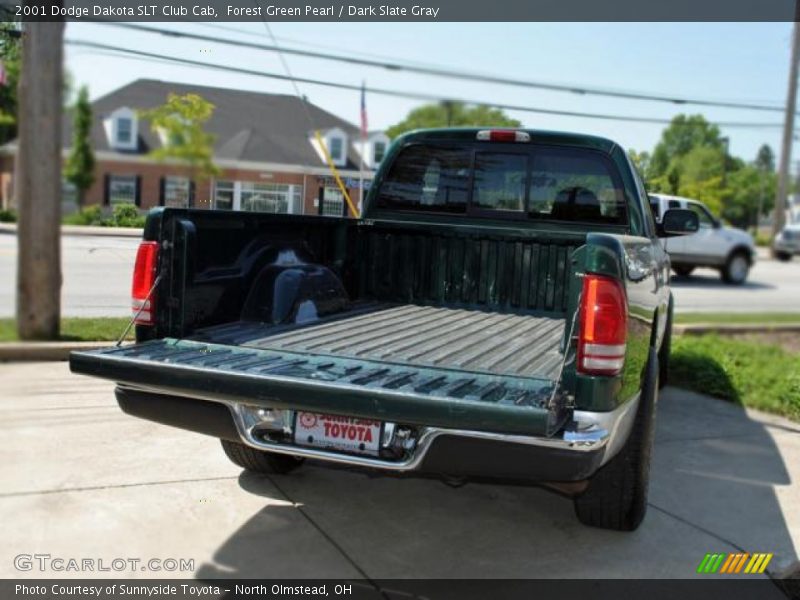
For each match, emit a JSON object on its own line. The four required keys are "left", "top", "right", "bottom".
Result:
{"left": 70, "top": 339, "right": 566, "bottom": 436}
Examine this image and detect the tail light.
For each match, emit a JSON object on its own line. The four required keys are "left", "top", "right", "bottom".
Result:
{"left": 577, "top": 274, "right": 627, "bottom": 376}
{"left": 476, "top": 129, "right": 531, "bottom": 143}
{"left": 131, "top": 241, "right": 159, "bottom": 326}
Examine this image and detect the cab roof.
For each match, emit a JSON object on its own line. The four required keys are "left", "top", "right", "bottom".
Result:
{"left": 395, "top": 127, "right": 619, "bottom": 154}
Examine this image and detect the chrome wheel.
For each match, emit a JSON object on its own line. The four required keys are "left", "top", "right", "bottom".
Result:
{"left": 724, "top": 254, "right": 749, "bottom": 284}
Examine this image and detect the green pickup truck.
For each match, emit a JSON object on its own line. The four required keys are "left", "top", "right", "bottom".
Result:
{"left": 70, "top": 128, "right": 697, "bottom": 531}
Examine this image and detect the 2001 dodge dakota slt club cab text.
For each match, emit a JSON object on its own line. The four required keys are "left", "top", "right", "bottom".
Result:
{"left": 70, "top": 128, "right": 698, "bottom": 531}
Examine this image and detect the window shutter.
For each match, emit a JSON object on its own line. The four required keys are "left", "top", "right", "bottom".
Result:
{"left": 103, "top": 174, "right": 110, "bottom": 206}
{"left": 134, "top": 176, "right": 142, "bottom": 207}
{"left": 189, "top": 180, "right": 196, "bottom": 208}
{"left": 158, "top": 177, "right": 165, "bottom": 206}
{"left": 317, "top": 186, "right": 324, "bottom": 216}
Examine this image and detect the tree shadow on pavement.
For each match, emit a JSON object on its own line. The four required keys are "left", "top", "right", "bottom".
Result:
{"left": 194, "top": 385, "right": 797, "bottom": 583}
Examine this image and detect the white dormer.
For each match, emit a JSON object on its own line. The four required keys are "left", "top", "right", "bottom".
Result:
{"left": 103, "top": 107, "right": 138, "bottom": 151}
{"left": 310, "top": 127, "right": 348, "bottom": 168}
{"left": 353, "top": 132, "right": 390, "bottom": 170}
{"left": 363, "top": 132, "right": 390, "bottom": 169}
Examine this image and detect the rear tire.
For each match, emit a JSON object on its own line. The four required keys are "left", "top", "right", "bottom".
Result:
{"left": 722, "top": 251, "right": 750, "bottom": 284}
{"left": 672, "top": 266, "right": 694, "bottom": 277}
{"left": 221, "top": 439, "right": 305, "bottom": 474}
{"left": 573, "top": 350, "right": 659, "bottom": 531}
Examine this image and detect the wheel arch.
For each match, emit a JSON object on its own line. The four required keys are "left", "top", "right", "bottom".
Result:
{"left": 727, "top": 244, "right": 755, "bottom": 265}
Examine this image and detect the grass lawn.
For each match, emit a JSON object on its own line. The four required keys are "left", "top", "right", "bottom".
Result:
{"left": 670, "top": 334, "right": 800, "bottom": 422}
{"left": 0, "top": 317, "right": 132, "bottom": 342}
{"left": 674, "top": 312, "right": 800, "bottom": 325}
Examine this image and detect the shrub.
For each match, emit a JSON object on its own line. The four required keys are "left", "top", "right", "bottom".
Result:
{"left": 63, "top": 204, "right": 104, "bottom": 226}
{"left": 61, "top": 204, "right": 145, "bottom": 228}
{"left": 111, "top": 203, "right": 145, "bottom": 228}
{"left": 0, "top": 209, "right": 17, "bottom": 223}
{"left": 754, "top": 231, "right": 772, "bottom": 247}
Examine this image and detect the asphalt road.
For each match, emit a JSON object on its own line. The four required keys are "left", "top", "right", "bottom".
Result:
{"left": 1, "top": 232, "right": 799, "bottom": 316}
{"left": 0, "top": 362, "right": 797, "bottom": 582}
{"left": 670, "top": 255, "right": 800, "bottom": 313}
{"left": 0, "top": 232, "right": 138, "bottom": 318}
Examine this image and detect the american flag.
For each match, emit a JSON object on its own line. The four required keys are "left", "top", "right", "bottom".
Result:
{"left": 360, "top": 82, "right": 367, "bottom": 140}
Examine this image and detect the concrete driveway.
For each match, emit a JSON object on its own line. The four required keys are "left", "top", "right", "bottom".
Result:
{"left": 0, "top": 362, "right": 797, "bottom": 581}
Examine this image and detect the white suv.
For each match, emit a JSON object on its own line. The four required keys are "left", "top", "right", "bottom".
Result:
{"left": 649, "top": 194, "right": 756, "bottom": 284}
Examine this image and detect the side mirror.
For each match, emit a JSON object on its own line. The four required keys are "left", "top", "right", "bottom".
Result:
{"left": 658, "top": 209, "right": 699, "bottom": 237}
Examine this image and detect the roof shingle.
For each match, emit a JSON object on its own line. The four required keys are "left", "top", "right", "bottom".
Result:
{"left": 64, "top": 79, "right": 364, "bottom": 169}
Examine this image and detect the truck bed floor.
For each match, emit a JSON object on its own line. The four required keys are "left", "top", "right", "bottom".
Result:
{"left": 193, "top": 305, "right": 566, "bottom": 381}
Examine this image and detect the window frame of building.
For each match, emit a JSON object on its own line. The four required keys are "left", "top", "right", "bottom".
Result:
{"left": 321, "top": 186, "right": 345, "bottom": 217}
{"left": 328, "top": 136, "right": 345, "bottom": 164}
{"left": 214, "top": 180, "right": 235, "bottom": 210}
{"left": 107, "top": 175, "right": 139, "bottom": 206}
{"left": 61, "top": 180, "right": 78, "bottom": 214}
{"left": 106, "top": 108, "right": 138, "bottom": 151}
{"left": 116, "top": 117, "right": 133, "bottom": 146}
{"left": 240, "top": 182, "right": 299, "bottom": 214}
{"left": 163, "top": 176, "right": 191, "bottom": 208}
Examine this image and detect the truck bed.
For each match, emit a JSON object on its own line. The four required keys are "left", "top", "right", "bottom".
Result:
{"left": 191, "top": 304, "right": 567, "bottom": 381}
{"left": 70, "top": 307, "right": 566, "bottom": 435}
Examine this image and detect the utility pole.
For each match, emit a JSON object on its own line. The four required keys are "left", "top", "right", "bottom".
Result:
{"left": 774, "top": 15, "right": 800, "bottom": 235}
{"left": 15, "top": 20, "right": 65, "bottom": 340}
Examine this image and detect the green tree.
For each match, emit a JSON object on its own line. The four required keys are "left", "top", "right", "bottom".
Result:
{"left": 0, "top": 23, "right": 21, "bottom": 145}
{"left": 64, "top": 86, "right": 95, "bottom": 208}
{"left": 755, "top": 144, "right": 775, "bottom": 173}
{"left": 673, "top": 144, "right": 735, "bottom": 216}
{"left": 140, "top": 93, "right": 220, "bottom": 205}
{"left": 724, "top": 165, "right": 775, "bottom": 229}
{"left": 647, "top": 114, "right": 725, "bottom": 182}
{"left": 628, "top": 149, "right": 650, "bottom": 180}
{"left": 0, "top": 23, "right": 72, "bottom": 146}
{"left": 386, "top": 102, "right": 521, "bottom": 139}
{"left": 720, "top": 145, "right": 777, "bottom": 229}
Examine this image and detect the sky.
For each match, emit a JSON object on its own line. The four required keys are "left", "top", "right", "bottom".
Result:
{"left": 64, "top": 22, "right": 795, "bottom": 164}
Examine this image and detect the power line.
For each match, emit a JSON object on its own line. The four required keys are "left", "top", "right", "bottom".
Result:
{"left": 193, "top": 22, "right": 455, "bottom": 70}
{"left": 99, "top": 22, "right": 786, "bottom": 115}
{"left": 66, "top": 39, "right": 788, "bottom": 131}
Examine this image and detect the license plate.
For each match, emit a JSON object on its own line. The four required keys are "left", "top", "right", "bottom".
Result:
{"left": 294, "top": 412, "right": 382, "bottom": 456}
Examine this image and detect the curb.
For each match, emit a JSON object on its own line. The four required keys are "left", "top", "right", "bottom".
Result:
{"left": 0, "top": 341, "right": 121, "bottom": 362}
{"left": 0, "top": 222, "right": 143, "bottom": 238}
{"left": 674, "top": 323, "right": 800, "bottom": 335}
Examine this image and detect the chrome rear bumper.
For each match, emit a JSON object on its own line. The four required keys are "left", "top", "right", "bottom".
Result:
{"left": 228, "top": 394, "right": 639, "bottom": 474}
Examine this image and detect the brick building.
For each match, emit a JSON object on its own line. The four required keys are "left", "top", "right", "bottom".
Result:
{"left": 0, "top": 79, "right": 390, "bottom": 217}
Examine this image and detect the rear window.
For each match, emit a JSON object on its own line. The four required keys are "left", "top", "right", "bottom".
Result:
{"left": 376, "top": 145, "right": 470, "bottom": 213}
{"left": 473, "top": 152, "right": 527, "bottom": 212}
{"left": 375, "top": 143, "right": 627, "bottom": 225}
